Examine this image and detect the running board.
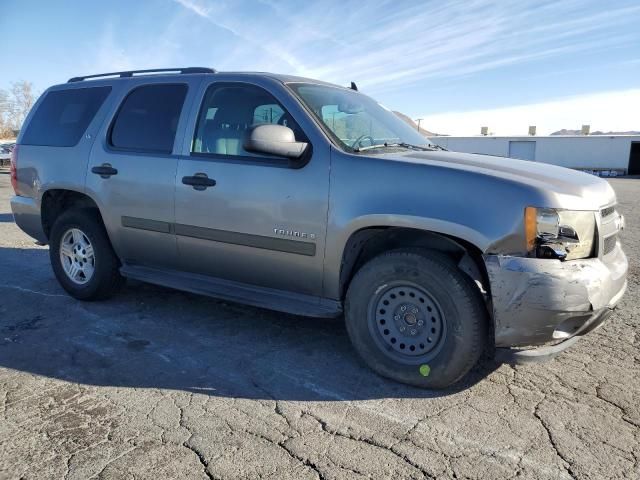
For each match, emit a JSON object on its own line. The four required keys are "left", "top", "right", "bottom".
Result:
{"left": 120, "top": 265, "right": 342, "bottom": 318}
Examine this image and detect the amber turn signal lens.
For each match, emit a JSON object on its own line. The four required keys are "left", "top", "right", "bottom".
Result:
{"left": 525, "top": 206, "right": 537, "bottom": 252}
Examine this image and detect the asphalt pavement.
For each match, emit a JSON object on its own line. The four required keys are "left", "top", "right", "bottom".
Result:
{"left": 0, "top": 172, "right": 638, "bottom": 479}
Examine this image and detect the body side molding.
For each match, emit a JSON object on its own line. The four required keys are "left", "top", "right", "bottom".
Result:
{"left": 121, "top": 216, "right": 316, "bottom": 256}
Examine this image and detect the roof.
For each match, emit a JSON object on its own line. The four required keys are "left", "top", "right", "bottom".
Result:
{"left": 433, "top": 135, "right": 640, "bottom": 139}
{"left": 63, "top": 67, "right": 346, "bottom": 90}
{"left": 221, "top": 71, "right": 343, "bottom": 88}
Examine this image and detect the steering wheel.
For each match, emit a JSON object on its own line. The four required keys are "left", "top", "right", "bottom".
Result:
{"left": 351, "top": 135, "right": 375, "bottom": 149}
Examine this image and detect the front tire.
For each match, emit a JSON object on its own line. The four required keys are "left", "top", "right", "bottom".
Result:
{"left": 49, "top": 209, "right": 124, "bottom": 300}
{"left": 345, "top": 249, "right": 487, "bottom": 389}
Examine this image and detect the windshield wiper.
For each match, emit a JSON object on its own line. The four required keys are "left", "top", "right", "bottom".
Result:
{"left": 427, "top": 143, "right": 448, "bottom": 151}
{"left": 354, "top": 142, "right": 446, "bottom": 152}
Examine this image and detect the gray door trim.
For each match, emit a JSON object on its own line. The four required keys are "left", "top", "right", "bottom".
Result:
{"left": 174, "top": 224, "right": 316, "bottom": 256}
{"left": 121, "top": 216, "right": 316, "bottom": 256}
{"left": 122, "top": 216, "right": 173, "bottom": 233}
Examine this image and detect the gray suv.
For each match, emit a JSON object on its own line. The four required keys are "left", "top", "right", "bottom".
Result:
{"left": 10, "top": 67, "right": 628, "bottom": 388}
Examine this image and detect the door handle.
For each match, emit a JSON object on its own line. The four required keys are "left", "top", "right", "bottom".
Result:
{"left": 91, "top": 164, "right": 118, "bottom": 178}
{"left": 182, "top": 173, "right": 216, "bottom": 191}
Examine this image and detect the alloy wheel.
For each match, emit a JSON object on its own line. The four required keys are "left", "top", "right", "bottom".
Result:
{"left": 59, "top": 228, "right": 95, "bottom": 285}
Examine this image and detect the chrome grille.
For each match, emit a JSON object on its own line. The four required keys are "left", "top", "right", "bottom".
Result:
{"left": 601, "top": 206, "right": 615, "bottom": 218}
{"left": 602, "top": 234, "right": 617, "bottom": 256}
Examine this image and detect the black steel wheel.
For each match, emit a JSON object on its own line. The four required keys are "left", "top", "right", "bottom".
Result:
{"left": 369, "top": 284, "right": 446, "bottom": 363}
{"left": 345, "top": 249, "right": 487, "bottom": 389}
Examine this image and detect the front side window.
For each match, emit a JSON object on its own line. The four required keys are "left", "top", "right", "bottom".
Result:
{"left": 21, "top": 86, "right": 111, "bottom": 147}
{"left": 253, "top": 104, "right": 284, "bottom": 125}
{"left": 192, "top": 83, "right": 304, "bottom": 157}
{"left": 288, "top": 83, "right": 434, "bottom": 153}
{"left": 110, "top": 84, "right": 187, "bottom": 153}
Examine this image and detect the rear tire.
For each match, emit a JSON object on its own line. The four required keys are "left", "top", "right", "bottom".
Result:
{"left": 49, "top": 209, "right": 124, "bottom": 300}
{"left": 345, "top": 249, "right": 487, "bottom": 389}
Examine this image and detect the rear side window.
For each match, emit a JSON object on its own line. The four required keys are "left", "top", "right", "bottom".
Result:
{"left": 21, "top": 86, "right": 111, "bottom": 147}
{"left": 110, "top": 84, "right": 187, "bottom": 153}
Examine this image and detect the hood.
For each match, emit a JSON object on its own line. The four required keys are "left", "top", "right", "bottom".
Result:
{"left": 383, "top": 150, "right": 616, "bottom": 210}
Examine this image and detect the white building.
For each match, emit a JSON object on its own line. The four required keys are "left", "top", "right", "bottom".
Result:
{"left": 429, "top": 135, "right": 640, "bottom": 176}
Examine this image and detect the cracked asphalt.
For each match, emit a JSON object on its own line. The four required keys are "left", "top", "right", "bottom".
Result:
{"left": 0, "top": 172, "right": 638, "bottom": 479}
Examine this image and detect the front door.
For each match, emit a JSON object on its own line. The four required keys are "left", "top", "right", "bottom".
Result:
{"left": 174, "top": 80, "right": 330, "bottom": 297}
{"left": 86, "top": 81, "right": 192, "bottom": 269}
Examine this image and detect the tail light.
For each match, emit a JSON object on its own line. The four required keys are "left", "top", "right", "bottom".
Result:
{"left": 10, "top": 145, "right": 19, "bottom": 195}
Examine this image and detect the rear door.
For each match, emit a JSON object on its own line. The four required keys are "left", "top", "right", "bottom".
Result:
{"left": 86, "top": 79, "right": 195, "bottom": 269}
{"left": 173, "top": 78, "right": 330, "bottom": 297}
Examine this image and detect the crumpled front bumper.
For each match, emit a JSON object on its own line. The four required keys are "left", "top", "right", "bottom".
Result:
{"left": 484, "top": 243, "right": 628, "bottom": 360}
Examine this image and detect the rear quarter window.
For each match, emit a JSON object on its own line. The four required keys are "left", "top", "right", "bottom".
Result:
{"left": 21, "top": 86, "right": 111, "bottom": 147}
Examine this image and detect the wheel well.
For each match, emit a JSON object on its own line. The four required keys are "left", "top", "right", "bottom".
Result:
{"left": 41, "top": 189, "right": 102, "bottom": 240}
{"left": 339, "top": 227, "right": 490, "bottom": 301}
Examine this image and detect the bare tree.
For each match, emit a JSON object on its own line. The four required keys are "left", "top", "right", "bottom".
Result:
{"left": 0, "top": 89, "right": 13, "bottom": 139}
{"left": 0, "top": 81, "right": 38, "bottom": 138}
{"left": 9, "top": 80, "right": 36, "bottom": 130}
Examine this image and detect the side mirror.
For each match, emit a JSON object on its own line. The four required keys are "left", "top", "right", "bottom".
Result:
{"left": 244, "top": 124, "right": 308, "bottom": 159}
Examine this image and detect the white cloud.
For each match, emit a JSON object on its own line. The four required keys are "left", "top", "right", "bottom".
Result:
{"left": 420, "top": 89, "right": 640, "bottom": 136}
{"left": 172, "top": 0, "right": 640, "bottom": 95}
{"left": 83, "top": 15, "right": 186, "bottom": 77}
{"left": 173, "top": 0, "right": 211, "bottom": 18}
{"left": 91, "top": 22, "right": 135, "bottom": 73}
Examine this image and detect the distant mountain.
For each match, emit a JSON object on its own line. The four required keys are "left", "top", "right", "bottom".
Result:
{"left": 551, "top": 129, "right": 640, "bottom": 136}
{"left": 393, "top": 111, "right": 438, "bottom": 136}
{"left": 550, "top": 129, "right": 581, "bottom": 135}
{"left": 590, "top": 130, "right": 640, "bottom": 136}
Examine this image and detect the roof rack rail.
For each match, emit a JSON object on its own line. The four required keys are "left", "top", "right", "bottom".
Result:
{"left": 68, "top": 67, "right": 216, "bottom": 83}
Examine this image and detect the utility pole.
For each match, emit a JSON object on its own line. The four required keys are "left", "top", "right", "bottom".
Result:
{"left": 415, "top": 118, "right": 423, "bottom": 132}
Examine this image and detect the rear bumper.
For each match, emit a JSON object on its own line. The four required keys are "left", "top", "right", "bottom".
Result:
{"left": 485, "top": 245, "right": 628, "bottom": 349}
{"left": 10, "top": 195, "right": 47, "bottom": 244}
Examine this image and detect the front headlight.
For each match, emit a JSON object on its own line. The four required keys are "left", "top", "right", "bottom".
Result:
{"left": 525, "top": 207, "right": 596, "bottom": 260}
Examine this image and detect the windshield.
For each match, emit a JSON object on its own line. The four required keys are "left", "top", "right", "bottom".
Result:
{"left": 288, "top": 83, "right": 434, "bottom": 153}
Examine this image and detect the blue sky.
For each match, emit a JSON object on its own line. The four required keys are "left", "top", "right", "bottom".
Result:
{"left": 2, "top": 0, "right": 639, "bottom": 134}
